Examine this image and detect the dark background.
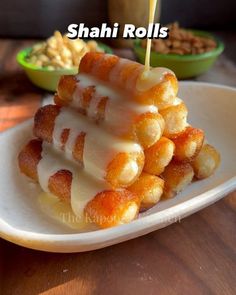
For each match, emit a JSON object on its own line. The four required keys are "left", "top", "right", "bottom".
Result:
{"left": 0, "top": 0, "right": 235, "bottom": 38}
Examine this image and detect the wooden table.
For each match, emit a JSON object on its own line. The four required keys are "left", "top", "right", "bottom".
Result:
{"left": 0, "top": 39, "right": 235, "bottom": 295}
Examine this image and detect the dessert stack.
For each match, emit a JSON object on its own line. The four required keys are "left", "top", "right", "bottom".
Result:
{"left": 18, "top": 52, "right": 220, "bottom": 229}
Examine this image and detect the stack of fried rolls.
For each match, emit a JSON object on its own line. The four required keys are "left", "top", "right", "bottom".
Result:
{"left": 18, "top": 52, "right": 220, "bottom": 229}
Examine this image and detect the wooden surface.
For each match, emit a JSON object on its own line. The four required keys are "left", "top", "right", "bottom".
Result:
{"left": 0, "top": 39, "right": 236, "bottom": 295}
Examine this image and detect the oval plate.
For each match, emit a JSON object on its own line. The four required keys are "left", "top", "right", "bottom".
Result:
{"left": 0, "top": 82, "right": 236, "bottom": 252}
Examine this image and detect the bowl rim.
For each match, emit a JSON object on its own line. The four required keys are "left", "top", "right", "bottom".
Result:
{"left": 16, "top": 42, "right": 113, "bottom": 73}
{"left": 134, "top": 29, "right": 224, "bottom": 61}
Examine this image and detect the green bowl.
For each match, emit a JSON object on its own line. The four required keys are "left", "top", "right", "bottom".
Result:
{"left": 134, "top": 30, "right": 224, "bottom": 79}
{"left": 17, "top": 43, "right": 113, "bottom": 92}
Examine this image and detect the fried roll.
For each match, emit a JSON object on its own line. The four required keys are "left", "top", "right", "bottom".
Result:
{"left": 18, "top": 139, "right": 140, "bottom": 228}
{"left": 192, "top": 144, "right": 220, "bottom": 179}
{"left": 56, "top": 76, "right": 165, "bottom": 148}
{"left": 34, "top": 105, "right": 144, "bottom": 188}
{"left": 144, "top": 137, "right": 175, "bottom": 175}
{"left": 85, "top": 190, "right": 140, "bottom": 228}
{"left": 162, "top": 162, "right": 194, "bottom": 199}
{"left": 171, "top": 126, "right": 204, "bottom": 162}
{"left": 79, "top": 52, "right": 178, "bottom": 108}
{"left": 159, "top": 98, "right": 188, "bottom": 137}
{"left": 128, "top": 172, "right": 164, "bottom": 210}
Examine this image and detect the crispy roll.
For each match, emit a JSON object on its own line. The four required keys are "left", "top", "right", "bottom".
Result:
{"left": 18, "top": 139, "right": 72, "bottom": 202}
{"left": 56, "top": 76, "right": 165, "bottom": 148}
{"left": 192, "top": 144, "right": 220, "bottom": 179}
{"left": 79, "top": 52, "right": 178, "bottom": 108}
{"left": 18, "top": 139, "right": 140, "bottom": 228}
{"left": 162, "top": 162, "right": 194, "bottom": 199}
{"left": 132, "top": 112, "right": 165, "bottom": 148}
{"left": 128, "top": 172, "right": 164, "bottom": 210}
{"left": 171, "top": 126, "right": 204, "bottom": 162}
{"left": 56, "top": 75, "right": 77, "bottom": 104}
{"left": 159, "top": 98, "right": 188, "bottom": 137}
{"left": 144, "top": 137, "right": 175, "bottom": 175}
{"left": 85, "top": 190, "right": 140, "bottom": 228}
{"left": 34, "top": 105, "right": 144, "bottom": 188}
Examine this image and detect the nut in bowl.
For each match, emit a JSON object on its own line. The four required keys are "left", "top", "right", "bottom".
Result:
{"left": 17, "top": 31, "right": 112, "bottom": 91}
{"left": 134, "top": 23, "right": 224, "bottom": 79}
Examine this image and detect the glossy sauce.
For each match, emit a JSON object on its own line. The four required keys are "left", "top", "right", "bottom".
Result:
{"left": 53, "top": 107, "right": 142, "bottom": 180}
{"left": 72, "top": 73, "right": 159, "bottom": 132}
{"left": 144, "top": 0, "right": 158, "bottom": 74}
{"left": 37, "top": 142, "right": 109, "bottom": 221}
{"left": 136, "top": 0, "right": 174, "bottom": 92}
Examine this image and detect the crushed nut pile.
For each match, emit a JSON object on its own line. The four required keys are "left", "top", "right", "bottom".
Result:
{"left": 141, "top": 22, "right": 217, "bottom": 55}
{"left": 26, "top": 31, "right": 103, "bottom": 70}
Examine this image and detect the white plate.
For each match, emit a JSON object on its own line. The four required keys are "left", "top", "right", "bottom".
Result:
{"left": 0, "top": 82, "right": 236, "bottom": 253}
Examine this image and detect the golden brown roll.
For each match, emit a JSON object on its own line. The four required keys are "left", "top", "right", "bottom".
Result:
{"left": 79, "top": 52, "right": 178, "bottom": 108}
{"left": 56, "top": 75, "right": 77, "bottom": 104}
{"left": 56, "top": 75, "right": 165, "bottom": 148}
{"left": 159, "top": 98, "right": 188, "bottom": 137}
{"left": 192, "top": 144, "right": 221, "bottom": 179}
{"left": 85, "top": 190, "right": 140, "bottom": 228}
{"left": 144, "top": 137, "right": 175, "bottom": 175}
{"left": 34, "top": 105, "right": 144, "bottom": 188}
{"left": 128, "top": 172, "right": 164, "bottom": 210}
{"left": 18, "top": 139, "right": 140, "bottom": 228}
{"left": 171, "top": 126, "right": 204, "bottom": 162}
{"left": 132, "top": 112, "right": 165, "bottom": 148}
{"left": 162, "top": 161, "right": 194, "bottom": 199}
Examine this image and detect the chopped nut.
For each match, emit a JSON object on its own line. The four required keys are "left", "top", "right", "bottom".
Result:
{"left": 153, "top": 39, "right": 167, "bottom": 52}
{"left": 141, "top": 22, "right": 217, "bottom": 55}
{"left": 26, "top": 31, "right": 103, "bottom": 70}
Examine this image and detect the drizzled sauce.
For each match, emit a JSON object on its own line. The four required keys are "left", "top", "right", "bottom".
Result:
{"left": 72, "top": 73, "right": 158, "bottom": 131}
{"left": 37, "top": 142, "right": 109, "bottom": 223}
{"left": 53, "top": 107, "right": 142, "bottom": 180}
{"left": 144, "top": 0, "right": 158, "bottom": 75}
{"left": 136, "top": 0, "right": 174, "bottom": 92}
{"left": 37, "top": 107, "right": 142, "bottom": 224}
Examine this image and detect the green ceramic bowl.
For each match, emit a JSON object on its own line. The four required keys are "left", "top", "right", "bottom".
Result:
{"left": 17, "top": 43, "right": 113, "bottom": 91}
{"left": 134, "top": 30, "right": 224, "bottom": 79}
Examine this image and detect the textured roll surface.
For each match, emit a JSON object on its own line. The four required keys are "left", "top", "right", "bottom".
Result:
{"left": 144, "top": 137, "right": 175, "bottom": 175}
{"left": 56, "top": 75, "right": 165, "bottom": 148}
{"left": 18, "top": 139, "right": 140, "bottom": 228}
{"left": 192, "top": 144, "right": 221, "bottom": 179}
{"left": 128, "top": 172, "right": 164, "bottom": 210}
{"left": 34, "top": 105, "right": 144, "bottom": 188}
{"left": 85, "top": 190, "right": 140, "bottom": 228}
{"left": 162, "top": 161, "right": 194, "bottom": 199}
{"left": 159, "top": 100, "right": 188, "bottom": 137}
{"left": 79, "top": 52, "right": 178, "bottom": 108}
{"left": 171, "top": 126, "right": 204, "bottom": 162}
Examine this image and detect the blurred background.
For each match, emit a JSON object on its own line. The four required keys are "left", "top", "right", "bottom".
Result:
{"left": 0, "top": 0, "right": 235, "bottom": 132}
{"left": 0, "top": 0, "right": 235, "bottom": 38}
{"left": 0, "top": 0, "right": 235, "bottom": 64}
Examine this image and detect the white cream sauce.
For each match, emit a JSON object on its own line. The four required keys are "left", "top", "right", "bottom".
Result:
{"left": 136, "top": 67, "right": 174, "bottom": 92}
{"left": 136, "top": 0, "right": 175, "bottom": 92}
{"left": 104, "top": 100, "right": 157, "bottom": 134}
{"left": 172, "top": 97, "right": 183, "bottom": 106}
{"left": 144, "top": 0, "right": 158, "bottom": 74}
{"left": 38, "top": 192, "right": 92, "bottom": 230}
{"left": 37, "top": 142, "right": 109, "bottom": 219}
{"left": 52, "top": 107, "right": 142, "bottom": 180}
{"left": 71, "top": 73, "right": 158, "bottom": 134}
